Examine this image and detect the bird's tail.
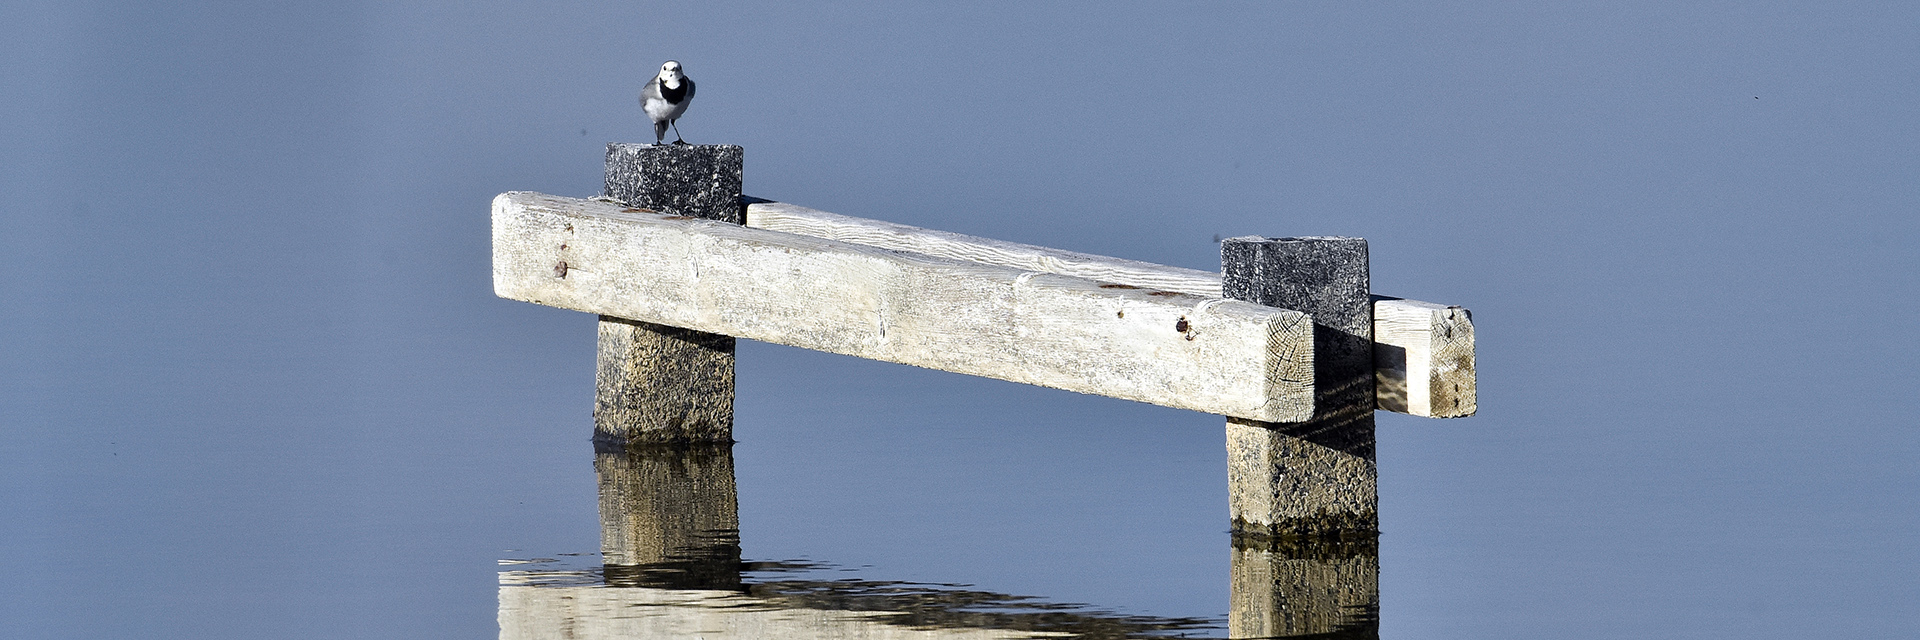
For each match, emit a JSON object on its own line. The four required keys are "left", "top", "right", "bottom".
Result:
{"left": 654, "top": 121, "right": 668, "bottom": 144}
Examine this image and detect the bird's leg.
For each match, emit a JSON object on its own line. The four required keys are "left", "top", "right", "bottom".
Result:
{"left": 671, "top": 121, "right": 688, "bottom": 145}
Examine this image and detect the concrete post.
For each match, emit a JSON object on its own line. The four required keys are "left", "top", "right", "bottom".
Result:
{"left": 604, "top": 143, "right": 745, "bottom": 223}
{"left": 1221, "top": 236, "right": 1377, "bottom": 539}
{"left": 595, "top": 442, "right": 742, "bottom": 590}
{"left": 596, "top": 143, "right": 744, "bottom": 445}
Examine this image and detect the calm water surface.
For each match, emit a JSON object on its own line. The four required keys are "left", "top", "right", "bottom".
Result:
{"left": 4, "top": 2, "right": 1917, "bottom": 638}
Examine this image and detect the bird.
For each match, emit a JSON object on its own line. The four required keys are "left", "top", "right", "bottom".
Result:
{"left": 641, "top": 60, "right": 695, "bottom": 145}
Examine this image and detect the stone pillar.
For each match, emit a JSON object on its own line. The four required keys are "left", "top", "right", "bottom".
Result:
{"left": 1221, "top": 236, "right": 1377, "bottom": 539}
{"left": 595, "top": 143, "right": 744, "bottom": 445}
{"left": 1229, "top": 536, "right": 1380, "bottom": 638}
{"left": 594, "top": 318, "right": 735, "bottom": 444}
{"left": 596, "top": 442, "right": 742, "bottom": 590}
{"left": 604, "top": 143, "right": 745, "bottom": 223}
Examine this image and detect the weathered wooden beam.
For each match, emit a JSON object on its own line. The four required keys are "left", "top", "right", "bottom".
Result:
{"left": 494, "top": 191, "right": 1316, "bottom": 422}
{"left": 1373, "top": 297, "right": 1476, "bottom": 418}
{"left": 747, "top": 200, "right": 1225, "bottom": 295}
{"left": 746, "top": 200, "right": 1476, "bottom": 417}
{"left": 1223, "top": 236, "right": 1378, "bottom": 539}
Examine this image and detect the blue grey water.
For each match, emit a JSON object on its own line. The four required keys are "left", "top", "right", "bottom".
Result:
{"left": 4, "top": 1, "right": 1917, "bottom": 637}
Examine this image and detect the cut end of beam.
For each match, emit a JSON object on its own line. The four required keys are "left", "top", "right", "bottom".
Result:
{"left": 1372, "top": 298, "right": 1476, "bottom": 418}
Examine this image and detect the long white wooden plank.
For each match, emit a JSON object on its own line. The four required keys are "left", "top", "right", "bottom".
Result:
{"left": 747, "top": 201, "right": 1477, "bottom": 418}
{"left": 747, "top": 201, "right": 1225, "bottom": 296}
{"left": 495, "top": 192, "right": 1315, "bottom": 422}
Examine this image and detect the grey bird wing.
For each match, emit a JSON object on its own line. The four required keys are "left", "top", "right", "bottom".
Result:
{"left": 684, "top": 77, "right": 695, "bottom": 101}
{"left": 640, "top": 77, "right": 664, "bottom": 109}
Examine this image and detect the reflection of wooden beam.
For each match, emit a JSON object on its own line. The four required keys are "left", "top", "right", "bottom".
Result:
{"left": 499, "top": 579, "right": 1049, "bottom": 640}
{"left": 495, "top": 191, "right": 1315, "bottom": 422}
{"left": 747, "top": 201, "right": 1475, "bottom": 418}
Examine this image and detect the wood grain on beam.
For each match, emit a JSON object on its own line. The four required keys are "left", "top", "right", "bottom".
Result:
{"left": 749, "top": 202, "right": 1225, "bottom": 296}
{"left": 746, "top": 201, "right": 1476, "bottom": 418}
{"left": 495, "top": 192, "right": 1315, "bottom": 422}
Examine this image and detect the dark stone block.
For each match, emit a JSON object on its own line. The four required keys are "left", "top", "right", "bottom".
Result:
{"left": 1222, "top": 236, "right": 1373, "bottom": 426}
{"left": 1221, "top": 236, "right": 1371, "bottom": 337}
{"left": 604, "top": 143, "right": 744, "bottom": 224}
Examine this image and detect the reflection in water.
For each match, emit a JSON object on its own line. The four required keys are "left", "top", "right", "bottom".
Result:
{"left": 503, "top": 560, "right": 1220, "bottom": 639}
{"left": 1230, "top": 535, "right": 1379, "bottom": 639}
{"left": 499, "top": 443, "right": 1379, "bottom": 638}
{"left": 593, "top": 441, "right": 742, "bottom": 590}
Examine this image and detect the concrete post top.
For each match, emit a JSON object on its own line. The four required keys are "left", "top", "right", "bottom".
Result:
{"left": 604, "top": 143, "right": 744, "bottom": 224}
{"left": 1221, "top": 235, "right": 1365, "bottom": 244}
{"left": 606, "top": 142, "right": 744, "bottom": 153}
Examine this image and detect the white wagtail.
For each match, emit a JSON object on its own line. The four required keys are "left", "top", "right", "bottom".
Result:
{"left": 641, "top": 60, "right": 695, "bottom": 145}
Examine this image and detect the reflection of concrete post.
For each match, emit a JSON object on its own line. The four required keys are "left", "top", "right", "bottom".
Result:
{"left": 1229, "top": 536, "right": 1380, "bottom": 638}
{"left": 1221, "top": 237, "right": 1377, "bottom": 538}
{"left": 595, "top": 443, "right": 741, "bottom": 590}
{"left": 594, "top": 143, "right": 744, "bottom": 445}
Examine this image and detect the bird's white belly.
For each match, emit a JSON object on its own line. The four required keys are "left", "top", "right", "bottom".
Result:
{"left": 643, "top": 97, "right": 687, "bottom": 123}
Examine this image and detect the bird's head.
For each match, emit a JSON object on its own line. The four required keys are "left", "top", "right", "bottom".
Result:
{"left": 658, "top": 60, "right": 685, "bottom": 86}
